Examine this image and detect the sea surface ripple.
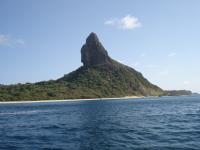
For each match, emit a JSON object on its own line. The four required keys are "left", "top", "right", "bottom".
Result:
{"left": 0, "top": 96, "right": 200, "bottom": 150}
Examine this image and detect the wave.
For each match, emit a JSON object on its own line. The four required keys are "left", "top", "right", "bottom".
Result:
{"left": 0, "top": 110, "right": 48, "bottom": 115}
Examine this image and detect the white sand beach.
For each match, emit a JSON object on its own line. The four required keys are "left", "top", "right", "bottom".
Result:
{"left": 0, "top": 96, "right": 143, "bottom": 104}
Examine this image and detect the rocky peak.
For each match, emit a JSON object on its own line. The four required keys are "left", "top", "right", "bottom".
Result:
{"left": 86, "top": 32, "right": 100, "bottom": 44}
{"left": 81, "top": 32, "right": 111, "bottom": 67}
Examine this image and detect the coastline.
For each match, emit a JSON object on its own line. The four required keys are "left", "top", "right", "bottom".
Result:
{"left": 0, "top": 96, "right": 144, "bottom": 104}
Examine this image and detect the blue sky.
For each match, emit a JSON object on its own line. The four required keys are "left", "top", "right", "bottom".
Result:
{"left": 0, "top": 0, "right": 200, "bottom": 93}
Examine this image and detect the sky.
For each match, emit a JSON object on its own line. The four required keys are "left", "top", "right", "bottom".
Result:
{"left": 0, "top": 0, "right": 200, "bottom": 93}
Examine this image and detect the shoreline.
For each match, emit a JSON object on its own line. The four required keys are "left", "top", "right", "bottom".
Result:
{"left": 0, "top": 96, "right": 144, "bottom": 104}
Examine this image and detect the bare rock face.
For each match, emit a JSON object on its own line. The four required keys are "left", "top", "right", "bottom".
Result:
{"left": 81, "top": 32, "right": 111, "bottom": 67}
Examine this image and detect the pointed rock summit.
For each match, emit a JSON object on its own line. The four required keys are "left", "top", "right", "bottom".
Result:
{"left": 81, "top": 32, "right": 111, "bottom": 67}
{"left": 0, "top": 32, "right": 192, "bottom": 101}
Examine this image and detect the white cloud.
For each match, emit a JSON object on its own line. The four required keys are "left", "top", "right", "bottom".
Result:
{"left": 120, "top": 15, "right": 141, "bottom": 29}
{"left": 0, "top": 34, "right": 9, "bottom": 45}
{"left": 0, "top": 34, "right": 25, "bottom": 47}
{"left": 104, "top": 20, "right": 116, "bottom": 26}
{"left": 168, "top": 52, "right": 177, "bottom": 57}
{"left": 104, "top": 15, "right": 141, "bottom": 30}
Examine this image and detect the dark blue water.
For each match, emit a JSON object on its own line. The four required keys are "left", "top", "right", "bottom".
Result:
{"left": 0, "top": 96, "right": 200, "bottom": 150}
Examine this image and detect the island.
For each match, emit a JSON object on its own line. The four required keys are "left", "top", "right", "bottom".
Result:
{"left": 0, "top": 33, "right": 192, "bottom": 101}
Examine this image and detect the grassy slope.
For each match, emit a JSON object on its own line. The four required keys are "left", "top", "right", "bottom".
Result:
{"left": 0, "top": 61, "right": 163, "bottom": 101}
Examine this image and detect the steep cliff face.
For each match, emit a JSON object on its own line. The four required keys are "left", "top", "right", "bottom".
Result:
{"left": 81, "top": 32, "right": 112, "bottom": 67}
{"left": 0, "top": 32, "right": 165, "bottom": 101}
{"left": 59, "top": 32, "right": 164, "bottom": 97}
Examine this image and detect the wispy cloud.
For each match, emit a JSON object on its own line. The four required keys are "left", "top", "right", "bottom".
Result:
{"left": 0, "top": 34, "right": 25, "bottom": 47}
{"left": 104, "top": 15, "right": 141, "bottom": 30}
{"left": 0, "top": 34, "right": 9, "bottom": 45}
{"left": 168, "top": 52, "right": 177, "bottom": 57}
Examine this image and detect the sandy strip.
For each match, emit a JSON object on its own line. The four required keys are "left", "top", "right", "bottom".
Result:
{"left": 0, "top": 96, "right": 143, "bottom": 104}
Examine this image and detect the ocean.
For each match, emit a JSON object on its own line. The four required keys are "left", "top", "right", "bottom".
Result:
{"left": 0, "top": 96, "right": 200, "bottom": 150}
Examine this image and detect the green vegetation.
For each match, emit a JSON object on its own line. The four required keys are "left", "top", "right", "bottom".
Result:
{"left": 0, "top": 32, "right": 192, "bottom": 101}
{"left": 0, "top": 60, "right": 164, "bottom": 101}
{"left": 163, "top": 90, "right": 192, "bottom": 96}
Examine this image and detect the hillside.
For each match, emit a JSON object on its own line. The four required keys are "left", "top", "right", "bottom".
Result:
{"left": 0, "top": 32, "right": 191, "bottom": 101}
{"left": 163, "top": 90, "right": 192, "bottom": 96}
